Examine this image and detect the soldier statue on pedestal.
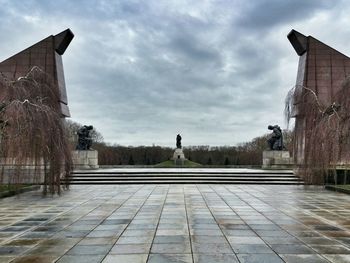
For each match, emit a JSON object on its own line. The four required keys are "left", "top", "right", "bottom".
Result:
{"left": 76, "top": 125, "right": 93, "bottom": 150}
{"left": 267, "top": 125, "right": 284, "bottom": 151}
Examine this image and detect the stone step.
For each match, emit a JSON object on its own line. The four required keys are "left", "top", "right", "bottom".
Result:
{"left": 62, "top": 177, "right": 303, "bottom": 185}
{"left": 64, "top": 175, "right": 299, "bottom": 181}
{"left": 61, "top": 180, "right": 304, "bottom": 185}
{"left": 68, "top": 174, "right": 298, "bottom": 178}
{"left": 61, "top": 178, "right": 301, "bottom": 183}
{"left": 73, "top": 171, "right": 294, "bottom": 175}
{"left": 73, "top": 173, "right": 295, "bottom": 178}
{"left": 62, "top": 169, "right": 303, "bottom": 185}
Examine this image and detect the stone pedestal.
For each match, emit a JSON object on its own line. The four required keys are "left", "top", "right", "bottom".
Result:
{"left": 172, "top": 148, "right": 186, "bottom": 166}
{"left": 72, "top": 150, "right": 99, "bottom": 169}
{"left": 262, "top": 150, "right": 294, "bottom": 169}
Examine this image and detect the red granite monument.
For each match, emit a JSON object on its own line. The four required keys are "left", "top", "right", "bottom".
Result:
{"left": 0, "top": 29, "right": 74, "bottom": 117}
{"left": 288, "top": 30, "right": 350, "bottom": 178}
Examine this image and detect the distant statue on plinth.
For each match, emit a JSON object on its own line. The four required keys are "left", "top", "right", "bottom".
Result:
{"left": 76, "top": 125, "right": 93, "bottom": 150}
{"left": 267, "top": 125, "right": 284, "bottom": 151}
{"left": 176, "top": 134, "right": 182, "bottom": 149}
{"left": 173, "top": 134, "right": 185, "bottom": 165}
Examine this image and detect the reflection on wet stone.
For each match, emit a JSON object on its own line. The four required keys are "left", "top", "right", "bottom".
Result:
{"left": 0, "top": 184, "right": 350, "bottom": 262}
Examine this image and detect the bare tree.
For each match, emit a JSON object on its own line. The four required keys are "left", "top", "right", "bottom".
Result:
{"left": 0, "top": 67, "right": 72, "bottom": 194}
{"left": 285, "top": 80, "right": 350, "bottom": 184}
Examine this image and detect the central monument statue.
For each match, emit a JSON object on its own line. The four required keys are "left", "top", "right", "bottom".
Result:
{"left": 76, "top": 125, "right": 93, "bottom": 150}
{"left": 267, "top": 125, "right": 284, "bottom": 150}
{"left": 172, "top": 134, "right": 185, "bottom": 165}
{"left": 176, "top": 134, "right": 182, "bottom": 149}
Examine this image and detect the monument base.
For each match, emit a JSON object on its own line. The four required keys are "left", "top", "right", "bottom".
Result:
{"left": 172, "top": 148, "right": 186, "bottom": 166}
{"left": 262, "top": 150, "right": 294, "bottom": 169}
{"left": 72, "top": 150, "right": 99, "bottom": 169}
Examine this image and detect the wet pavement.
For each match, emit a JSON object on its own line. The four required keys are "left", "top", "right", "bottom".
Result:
{"left": 0, "top": 184, "right": 350, "bottom": 263}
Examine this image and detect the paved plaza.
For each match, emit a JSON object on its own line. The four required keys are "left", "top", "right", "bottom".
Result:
{"left": 0, "top": 184, "right": 350, "bottom": 263}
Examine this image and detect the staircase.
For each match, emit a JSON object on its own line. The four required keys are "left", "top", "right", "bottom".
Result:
{"left": 61, "top": 168, "right": 304, "bottom": 185}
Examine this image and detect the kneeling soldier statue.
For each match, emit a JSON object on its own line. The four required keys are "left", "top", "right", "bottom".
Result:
{"left": 267, "top": 125, "right": 284, "bottom": 151}
{"left": 76, "top": 125, "right": 93, "bottom": 150}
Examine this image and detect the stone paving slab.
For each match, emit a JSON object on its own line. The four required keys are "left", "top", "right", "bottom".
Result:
{"left": 0, "top": 184, "right": 350, "bottom": 262}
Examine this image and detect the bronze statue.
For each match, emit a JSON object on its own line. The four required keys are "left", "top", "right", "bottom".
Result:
{"left": 76, "top": 125, "right": 93, "bottom": 150}
{"left": 176, "top": 134, "right": 182, "bottom": 149}
{"left": 267, "top": 125, "right": 284, "bottom": 150}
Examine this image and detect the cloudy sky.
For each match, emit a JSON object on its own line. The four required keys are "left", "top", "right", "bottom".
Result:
{"left": 0, "top": 0, "right": 349, "bottom": 147}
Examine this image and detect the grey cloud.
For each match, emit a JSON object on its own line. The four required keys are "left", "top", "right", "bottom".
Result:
{"left": 235, "top": 0, "right": 337, "bottom": 30}
{"left": 168, "top": 35, "right": 221, "bottom": 65}
{"left": 1, "top": 0, "right": 349, "bottom": 146}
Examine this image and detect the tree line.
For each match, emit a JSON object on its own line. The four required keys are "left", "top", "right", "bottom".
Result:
{"left": 66, "top": 120, "right": 293, "bottom": 166}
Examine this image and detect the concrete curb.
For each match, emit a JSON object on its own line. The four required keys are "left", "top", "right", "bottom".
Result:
{"left": 0, "top": 185, "right": 41, "bottom": 198}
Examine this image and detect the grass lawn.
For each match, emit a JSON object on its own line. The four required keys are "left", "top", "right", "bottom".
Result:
{"left": 332, "top": 184, "right": 350, "bottom": 190}
{"left": 0, "top": 184, "right": 30, "bottom": 193}
{"left": 325, "top": 184, "right": 350, "bottom": 195}
{"left": 155, "top": 160, "right": 202, "bottom": 168}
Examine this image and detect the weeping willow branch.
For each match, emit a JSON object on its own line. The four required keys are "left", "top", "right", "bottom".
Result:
{"left": 285, "top": 79, "right": 350, "bottom": 184}
{"left": 0, "top": 67, "right": 72, "bottom": 195}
